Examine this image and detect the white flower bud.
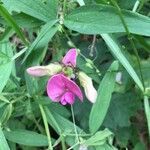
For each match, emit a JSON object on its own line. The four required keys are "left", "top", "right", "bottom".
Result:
{"left": 78, "top": 71, "right": 97, "bottom": 103}
{"left": 27, "top": 63, "right": 62, "bottom": 77}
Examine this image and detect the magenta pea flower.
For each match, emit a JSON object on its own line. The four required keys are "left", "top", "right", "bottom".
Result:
{"left": 47, "top": 74, "right": 83, "bottom": 105}
{"left": 27, "top": 48, "right": 97, "bottom": 105}
{"left": 27, "top": 49, "right": 82, "bottom": 105}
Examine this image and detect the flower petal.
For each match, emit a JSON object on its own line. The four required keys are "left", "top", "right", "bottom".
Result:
{"left": 78, "top": 72, "right": 97, "bottom": 103}
{"left": 62, "top": 48, "right": 77, "bottom": 67}
{"left": 61, "top": 74, "right": 83, "bottom": 101}
{"left": 27, "top": 63, "right": 62, "bottom": 77}
{"left": 60, "top": 92, "right": 75, "bottom": 105}
{"left": 47, "top": 74, "right": 65, "bottom": 102}
{"left": 47, "top": 74, "right": 83, "bottom": 103}
{"left": 26, "top": 66, "right": 50, "bottom": 77}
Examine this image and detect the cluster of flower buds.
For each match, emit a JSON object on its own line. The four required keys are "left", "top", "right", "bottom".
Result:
{"left": 27, "top": 49, "right": 97, "bottom": 105}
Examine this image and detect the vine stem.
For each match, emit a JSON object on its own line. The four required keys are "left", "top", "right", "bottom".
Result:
{"left": 89, "top": 35, "right": 96, "bottom": 57}
{"left": 110, "top": 0, "right": 145, "bottom": 91}
{"left": 144, "top": 96, "right": 150, "bottom": 137}
{"left": 132, "top": 0, "right": 150, "bottom": 138}
{"left": 71, "top": 105, "right": 79, "bottom": 143}
{"left": 132, "top": 0, "right": 140, "bottom": 12}
{"left": 39, "top": 104, "right": 53, "bottom": 150}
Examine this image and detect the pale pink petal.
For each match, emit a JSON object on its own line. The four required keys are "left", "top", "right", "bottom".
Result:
{"left": 47, "top": 74, "right": 65, "bottom": 102}
{"left": 26, "top": 66, "right": 49, "bottom": 77}
{"left": 62, "top": 74, "right": 83, "bottom": 101}
{"left": 78, "top": 72, "right": 97, "bottom": 103}
{"left": 60, "top": 92, "right": 75, "bottom": 105}
{"left": 62, "top": 48, "right": 77, "bottom": 67}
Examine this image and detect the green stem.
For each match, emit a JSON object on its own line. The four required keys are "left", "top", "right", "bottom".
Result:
{"left": 61, "top": 135, "right": 66, "bottom": 150}
{"left": 62, "top": 0, "right": 67, "bottom": 18}
{"left": 132, "top": 0, "right": 140, "bottom": 12}
{"left": 144, "top": 96, "right": 150, "bottom": 137}
{"left": 39, "top": 104, "right": 53, "bottom": 150}
{"left": 71, "top": 105, "right": 79, "bottom": 143}
{"left": 132, "top": 0, "right": 150, "bottom": 140}
{"left": 11, "top": 47, "right": 27, "bottom": 60}
{"left": 110, "top": 0, "right": 145, "bottom": 91}
{"left": 67, "top": 142, "right": 79, "bottom": 150}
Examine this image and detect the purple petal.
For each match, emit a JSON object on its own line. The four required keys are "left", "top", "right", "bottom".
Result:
{"left": 60, "top": 92, "right": 75, "bottom": 105}
{"left": 47, "top": 74, "right": 83, "bottom": 103}
{"left": 26, "top": 66, "right": 49, "bottom": 77}
{"left": 47, "top": 74, "right": 65, "bottom": 102}
{"left": 62, "top": 48, "right": 77, "bottom": 67}
{"left": 61, "top": 74, "right": 83, "bottom": 101}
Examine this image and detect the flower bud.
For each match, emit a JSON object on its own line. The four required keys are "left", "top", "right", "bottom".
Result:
{"left": 78, "top": 71, "right": 97, "bottom": 103}
{"left": 26, "top": 63, "right": 62, "bottom": 77}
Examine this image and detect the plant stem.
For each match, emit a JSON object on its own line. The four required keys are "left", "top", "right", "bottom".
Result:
{"left": 144, "top": 96, "right": 150, "bottom": 137}
{"left": 39, "top": 104, "right": 53, "bottom": 150}
{"left": 11, "top": 47, "right": 27, "bottom": 60}
{"left": 61, "top": 135, "right": 66, "bottom": 150}
{"left": 71, "top": 105, "right": 79, "bottom": 143}
{"left": 89, "top": 35, "right": 96, "bottom": 57}
{"left": 67, "top": 142, "right": 79, "bottom": 150}
{"left": 63, "top": 0, "right": 67, "bottom": 16}
{"left": 132, "top": 0, "right": 140, "bottom": 12}
{"left": 110, "top": 0, "right": 145, "bottom": 92}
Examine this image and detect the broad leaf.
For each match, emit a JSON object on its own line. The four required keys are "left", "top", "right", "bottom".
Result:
{"left": 64, "top": 4, "right": 150, "bottom": 36}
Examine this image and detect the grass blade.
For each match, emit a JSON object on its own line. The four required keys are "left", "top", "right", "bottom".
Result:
{"left": 0, "top": 4, "right": 28, "bottom": 46}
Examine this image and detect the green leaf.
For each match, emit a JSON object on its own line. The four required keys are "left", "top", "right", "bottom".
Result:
{"left": 2, "top": 0, "right": 57, "bottom": 22}
{"left": 0, "top": 4, "right": 28, "bottom": 45}
{"left": 101, "top": 34, "right": 144, "bottom": 92}
{"left": 45, "top": 107, "right": 62, "bottom": 134}
{"left": 0, "top": 42, "right": 13, "bottom": 93}
{"left": 83, "top": 129, "right": 113, "bottom": 146}
{"left": 4, "top": 130, "right": 49, "bottom": 147}
{"left": 23, "top": 20, "right": 58, "bottom": 62}
{"left": 0, "top": 127, "right": 10, "bottom": 150}
{"left": 64, "top": 4, "right": 150, "bottom": 36}
{"left": 103, "top": 93, "right": 141, "bottom": 129}
{"left": 48, "top": 109, "right": 84, "bottom": 134}
{"left": 89, "top": 61, "right": 119, "bottom": 133}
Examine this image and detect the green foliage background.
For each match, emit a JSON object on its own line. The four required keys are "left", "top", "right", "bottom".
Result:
{"left": 0, "top": 0, "right": 150, "bottom": 149}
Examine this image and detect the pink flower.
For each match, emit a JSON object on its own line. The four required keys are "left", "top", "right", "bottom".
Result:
{"left": 27, "top": 48, "right": 97, "bottom": 105}
{"left": 47, "top": 74, "right": 83, "bottom": 105}
{"left": 62, "top": 48, "right": 77, "bottom": 67}
{"left": 27, "top": 48, "right": 83, "bottom": 105}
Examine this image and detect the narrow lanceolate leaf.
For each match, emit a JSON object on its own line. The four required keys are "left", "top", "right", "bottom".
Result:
{"left": 101, "top": 34, "right": 144, "bottom": 92}
{"left": 0, "top": 42, "right": 13, "bottom": 93}
{"left": 23, "top": 20, "right": 58, "bottom": 62}
{"left": 64, "top": 4, "right": 150, "bottom": 36}
{"left": 0, "top": 127, "right": 10, "bottom": 150}
{"left": 0, "top": 4, "right": 28, "bottom": 45}
{"left": 2, "top": 0, "right": 57, "bottom": 22}
{"left": 89, "top": 61, "right": 119, "bottom": 133}
{"left": 4, "top": 130, "right": 49, "bottom": 146}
